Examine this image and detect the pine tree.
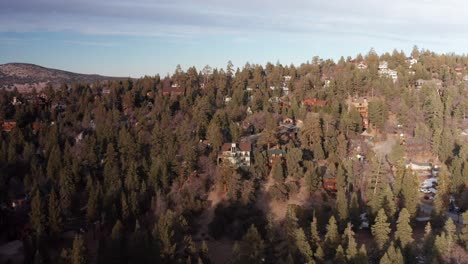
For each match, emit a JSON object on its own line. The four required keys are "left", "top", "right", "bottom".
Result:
{"left": 395, "top": 208, "right": 414, "bottom": 248}
{"left": 310, "top": 215, "right": 320, "bottom": 249}
{"left": 371, "top": 209, "right": 391, "bottom": 251}
{"left": 30, "top": 189, "right": 45, "bottom": 235}
{"left": 272, "top": 161, "right": 285, "bottom": 183}
{"left": 379, "top": 242, "right": 403, "bottom": 264}
{"left": 344, "top": 223, "right": 358, "bottom": 261}
{"left": 334, "top": 245, "right": 346, "bottom": 264}
{"left": 355, "top": 245, "right": 368, "bottom": 264}
{"left": 154, "top": 210, "right": 177, "bottom": 261}
{"left": 48, "top": 188, "right": 63, "bottom": 237}
{"left": 400, "top": 171, "right": 419, "bottom": 217}
{"left": 324, "top": 215, "right": 339, "bottom": 257}
{"left": 71, "top": 235, "right": 87, "bottom": 264}
{"left": 461, "top": 211, "right": 468, "bottom": 249}
{"left": 336, "top": 186, "right": 349, "bottom": 222}
{"left": 240, "top": 224, "right": 265, "bottom": 264}
{"left": 294, "top": 228, "right": 313, "bottom": 262}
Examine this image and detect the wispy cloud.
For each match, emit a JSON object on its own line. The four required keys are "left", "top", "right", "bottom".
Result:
{"left": 2, "top": 0, "right": 468, "bottom": 43}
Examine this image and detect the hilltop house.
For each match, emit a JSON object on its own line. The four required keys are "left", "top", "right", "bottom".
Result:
{"left": 217, "top": 142, "right": 252, "bottom": 168}
{"left": 350, "top": 97, "right": 369, "bottom": 129}
{"left": 378, "top": 61, "right": 398, "bottom": 82}
{"left": 162, "top": 83, "right": 185, "bottom": 96}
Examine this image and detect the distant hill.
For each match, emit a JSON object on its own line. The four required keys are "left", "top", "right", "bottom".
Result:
{"left": 0, "top": 63, "right": 127, "bottom": 92}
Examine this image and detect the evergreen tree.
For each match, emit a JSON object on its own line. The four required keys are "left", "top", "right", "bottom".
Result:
{"left": 48, "top": 188, "right": 63, "bottom": 237}
{"left": 336, "top": 186, "right": 349, "bottom": 222}
{"left": 371, "top": 209, "right": 391, "bottom": 251}
{"left": 310, "top": 215, "right": 321, "bottom": 249}
{"left": 324, "top": 215, "right": 339, "bottom": 257}
{"left": 461, "top": 211, "right": 468, "bottom": 249}
{"left": 395, "top": 208, "right": 413, "bottom": 248}
{"left": 379, "top": 242, "right": 403, "bottom": 264}
{"left": 239, "top": 224, "right": 265, "bottom": 264}
{"left": 355, "top": 245, "right": 368, "bottom": 264}
{"left": 71, "top": 235, "right": 87, "bottom": 264}
{"left": 30, "top": 189, "right": 45, "bottom": 236}
{"left": 334, "top": 245, "right": 346, "bottom": 264}
{"left": 294, "top": 228, "right": 313, "bottom": 262}
{"left": 343, "top": 223, "right": 358, "bottom": 261}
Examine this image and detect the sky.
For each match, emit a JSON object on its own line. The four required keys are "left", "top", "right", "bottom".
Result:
{"left": 1, "top": 0, "right": 468, "bottom": 77}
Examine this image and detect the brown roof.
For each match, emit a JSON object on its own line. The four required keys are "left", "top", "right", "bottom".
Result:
{"left": 303, "top": 98, "right": 327, "bottom": 107}
{"left": 220, "top": 143, "right": 232, "bottom": 152}
{"left": 2, "top": 121, "right": 16, "bottom": 132}
{"left": 239, "top": 142, "right": 252, "bottom": 152}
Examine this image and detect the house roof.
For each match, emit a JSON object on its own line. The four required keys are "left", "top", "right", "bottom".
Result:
{"left": 239, "top": 142, "right": 252, "bottom": 151}
{"left": 267, "top": 149, "right": 286, "bottom": 156}
{"left": 220, "top": 142, "right": 252, "bottom": 152}
{"left": 220, "top": 143, "right": 232, "bottom": 152}
{"left": 303, "top": 98, "right": 327, "bottom": 107}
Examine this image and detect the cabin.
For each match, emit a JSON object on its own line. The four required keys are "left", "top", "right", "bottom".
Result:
{"left": 406, "top": 161, "right": 432, "bottom": 171}
{"left": 303, "top": 98, "right": 327, "bottom": 109}
{"left": 217, "top": 142, "right": 252, "bottom": 168}
{"left": 2, "top": 121, "right": 17, "bottom": 132}
{"left": 267, "top": 148, "right": 286, "bottom": 166}
{"left": 323, "top": 174, "right": 337, "bottom": 191}
{"left": 162, "top": 83, "right": 185, "bottom": 96}
{"left": 350, "top": 97, "right": 369, "bottom": 129}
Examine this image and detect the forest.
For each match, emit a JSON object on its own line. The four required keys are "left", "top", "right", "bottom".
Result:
{"left": 0, "top": 47, "right": 468, "bottom": 264}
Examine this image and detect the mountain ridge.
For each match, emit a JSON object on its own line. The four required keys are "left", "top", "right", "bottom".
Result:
{"left": 0, "top": 62, "right": 128, "bottom": 92}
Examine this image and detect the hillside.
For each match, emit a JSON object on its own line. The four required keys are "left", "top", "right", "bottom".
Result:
{"left": 0, "top": 63, "right": 126, "bottom": 92}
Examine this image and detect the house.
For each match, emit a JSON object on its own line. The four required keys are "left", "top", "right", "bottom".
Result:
{"left": 283, "top": 75, "right": 292, "bottom": 82}
{"left": 379, "top": 68, "right": 398, "bottom": 82}
{"left": 2, "top": 121, "right": 16, "bottom": 132}
{"left": 378, "top": 61, "right": 388, "bottom": 70}
{"left": 415, "top": 79, "right": 425, "bottom": 89}
{"left": 323, "top": 174, "right": 337, "bottom": 191}
{"left": 454, "top": 64, "right": 464, "bottom": 75}
{"left": 11, "top": 97, "right": 22, "bottom": 106}
{"left": 32, "top": 122, "right": 44, "bottom": 134}
{"left": 162, "top": 83, "right": 185, "bottom": 96}
{"left": 303, "top": 98, "right": 327, "bottom": 108}
{"left": 406, "top": 57, "right": 418, "bottom": 68}
{"left": 406, "top": 161, "right": 432, "bottom": 171}
{"left": 350, "top": 97, "right": 369, "bottom": 129}
{"left": 356, "top": 61, "right": 368, "bottom": 70}
{"left": 102, "top": 88, "right": 111, "bottom": 95}
{"left": 217, "top": 142, "right": 252, "bottom": 168}
{"left": 224, "top": 96, "right": 232, "bottom": 104}
{"left": 267, "top": 148, "right": 286, "bottom": 166}
{"left": 281, "top": 86, "right": 289, "bottom": 96}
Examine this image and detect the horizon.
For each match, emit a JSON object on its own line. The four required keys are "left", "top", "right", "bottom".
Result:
{"left": 2, "top": 0, "right": 468, "bottom": 77}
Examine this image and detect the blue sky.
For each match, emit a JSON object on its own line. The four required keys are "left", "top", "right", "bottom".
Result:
{"left": 1, "top": 0, "right": 468, "bottom": 77}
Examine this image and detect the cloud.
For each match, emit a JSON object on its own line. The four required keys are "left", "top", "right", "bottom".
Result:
{"left": 1, "top": 0, "right": 468, "bottom": 45}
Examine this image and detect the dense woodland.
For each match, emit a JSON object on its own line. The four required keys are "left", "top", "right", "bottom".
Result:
{"left": 0, "top": 47, "right": 468, "bottom": 264}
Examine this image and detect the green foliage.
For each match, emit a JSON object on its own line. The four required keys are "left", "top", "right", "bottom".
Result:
{"left": 395, "top": 208, "right": 413, "bottom": 248}
{"left": 71, "top": 235, "right": 87, "bottom": 264}
{"left": 372, "top": 209, "right": 391, "bottom": 251}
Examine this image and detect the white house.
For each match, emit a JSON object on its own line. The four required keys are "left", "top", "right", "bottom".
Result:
{"left": 406, "top": 161, "right": 432, "bottom": 171}
{"left": 378, "top": 61, "right": 388, "bottom": 70}
{"left": 283, "top": 75, "right": 292, "bottom": 82}
{"left": 217, "top": 142, "right": 252, "bottom": 167}
{"left": 407, "top": 57, "right": 418, "bottom": 68}
{"left": 357, "top": 62, "right": 368, "bottom": 70}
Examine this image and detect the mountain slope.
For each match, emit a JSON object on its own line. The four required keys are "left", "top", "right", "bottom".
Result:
{"left": 0, "top": 63, "right": 127, "bottom": 92}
